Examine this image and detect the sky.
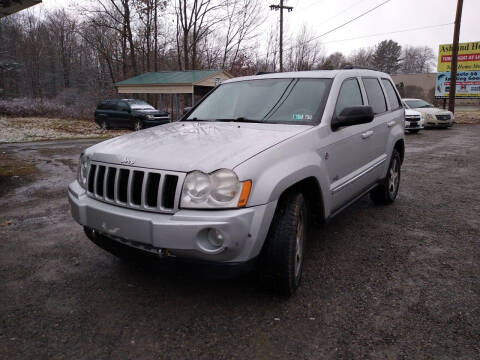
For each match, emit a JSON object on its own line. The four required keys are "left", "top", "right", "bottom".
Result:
{"left": 28, "top": 0, "right": 480, "bottom": 61}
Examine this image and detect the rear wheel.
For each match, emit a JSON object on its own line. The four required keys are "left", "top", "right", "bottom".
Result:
{"left": 371, "top": 149, "right": 401, "bottom": 205}
{"left": 259, "top": 192, "right": 307, "bottom": 296}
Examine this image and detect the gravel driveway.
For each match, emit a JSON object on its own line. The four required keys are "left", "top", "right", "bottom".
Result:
{"left": 1, "top": 126, "right": 479, "bottom": 359}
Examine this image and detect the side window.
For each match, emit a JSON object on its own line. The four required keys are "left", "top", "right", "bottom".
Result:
{"left": 97, "top": 103, "right": 108, "bottom": 110}
{"left": 362, "top": 78, "right": 387, "bottom": 115}
{"left": 117, "top": 101, "right": 129, "bottom": 111}
{"left": 335, "top": 78, "right": 363, "bottom": 116}
{"left": 381, "top": 79, "right": 401, "bottom": 110}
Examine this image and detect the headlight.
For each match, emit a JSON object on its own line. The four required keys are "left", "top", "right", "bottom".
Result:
{"left": 77, "top": 153, "right": 88, "bottom": 189}
{"left": 426, "top": 113, "right": 435, "bottom": 120}
{"left": 181, "top": 169, "right": 251, "bottom": 209}
{"left": 146, "top": 114, "right": 155, "bottom": 119}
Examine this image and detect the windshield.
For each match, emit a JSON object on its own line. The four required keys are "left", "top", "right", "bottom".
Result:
{"left": 186, "top": 78, "right": 332, "bottom": 124}
{"left": 405, "top": 99, "right": 434, "bottom": 109}
{"left": 126, "top": 100, "right": 155, "bottom": 110}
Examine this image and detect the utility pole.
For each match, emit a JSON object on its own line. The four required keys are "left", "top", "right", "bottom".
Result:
{"left": 448, "top": 0, "right": 464, "bottom": 113}
{"left": 270, "top": 1, "right": 293, "bottom": 72}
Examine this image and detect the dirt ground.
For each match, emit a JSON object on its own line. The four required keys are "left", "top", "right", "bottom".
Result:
{"left": 0, "top": 117, "right": 129, "bottom": 143}
{"left": 0, "top": 126, "right": 479, "bottom": 359}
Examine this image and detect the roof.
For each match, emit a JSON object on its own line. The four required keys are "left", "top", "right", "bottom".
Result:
{"left": 224, "top": 69, "right": 389, "bottom": 84}
{"left": 0, "top": 0, "right": 41, "bottom": 18}
{"left": 116, "top": 70, "right": 225, "bottom": 86}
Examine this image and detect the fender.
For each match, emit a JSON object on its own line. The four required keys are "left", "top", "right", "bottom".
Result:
{"left": 234, "top": 129, "right": 332, "bottom": 218}
{"left": 381, "top": 122, "right": 405, "bottom": 178}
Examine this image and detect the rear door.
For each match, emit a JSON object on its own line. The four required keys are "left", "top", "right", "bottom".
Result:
{"left": 324, "top": 77, "right": 378, "bottom": 211}
{"left": 360, "top": 77, "right": 392, "bottom": 181}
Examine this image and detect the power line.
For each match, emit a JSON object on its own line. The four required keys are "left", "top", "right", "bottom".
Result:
{"left": 293, "top": 0, "right": 393, "bottom": 49}
{"left": 316, "top": 0, "right": 372, "bottom": 27}
{"left": 321, "top": 22, "right": 454, "bottom": 44}
{"left": 259, "top": 0, "right": 392, "bottom": 58}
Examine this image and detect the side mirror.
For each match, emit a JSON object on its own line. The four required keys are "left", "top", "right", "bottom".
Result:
{"left": 123, "top": 108, "right": 131, "bottom": 113}
{"left": 183, "top": 107, "right": 192, "bottom": 115}
{"left": 331, "top": 106, "right": 374, "bottom": 130}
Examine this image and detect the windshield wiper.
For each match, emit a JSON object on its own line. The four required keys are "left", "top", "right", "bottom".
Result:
{"left": 215, "top": 117, "right": 264, "bottom": 123}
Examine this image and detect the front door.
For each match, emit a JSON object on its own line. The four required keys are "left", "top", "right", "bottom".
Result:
{"left": 323, "top": 77, "right": 378, "bottom": 212}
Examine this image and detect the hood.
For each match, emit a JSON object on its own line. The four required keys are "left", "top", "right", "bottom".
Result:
{"left": 405, "top": 109, "right": 421, "bottom": 116}
{"left": 412, "top": 107, "right": 452, "bottom": 115}
{"left": 86, "top": 121, "right": 311, "bottom": 173}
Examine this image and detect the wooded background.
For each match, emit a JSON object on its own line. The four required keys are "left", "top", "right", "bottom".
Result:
{"left": 0, "top": 0, "right": 436, "bottom": 118}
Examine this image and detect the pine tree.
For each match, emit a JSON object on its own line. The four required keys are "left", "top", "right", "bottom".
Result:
{"left": 372, "top": 40, "right": 402, "bottom": 74}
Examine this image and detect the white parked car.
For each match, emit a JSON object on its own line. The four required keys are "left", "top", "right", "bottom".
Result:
{"left": 403, "top": 107, "right": 424, "bottom": 133}
{"left": 403, "top": 98, "right": 454, "bottom": 128}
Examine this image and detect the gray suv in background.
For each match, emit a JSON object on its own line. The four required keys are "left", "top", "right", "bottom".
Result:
{"left": 69, "top": 69, "right": 405, "bottom": 295}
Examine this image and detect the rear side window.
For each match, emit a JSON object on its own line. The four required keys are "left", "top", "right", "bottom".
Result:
{"left": 98, "top": 102, "right": 109, "bottom": 110}
{"left": 362, "top": 78, "right": 387, "bottom": 115}
{"left": 381, "top": 79, "right": 401, "bottom": 110}
{"left": 335, "top": 78, "right": 363, "bottom": 116}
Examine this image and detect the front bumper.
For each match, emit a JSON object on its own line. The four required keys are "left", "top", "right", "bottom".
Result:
{"left": 68, "top": 181, "right": 276, "bottom": 263}
{"left": 405, "top": 119, "right": 424, "bottom": 130}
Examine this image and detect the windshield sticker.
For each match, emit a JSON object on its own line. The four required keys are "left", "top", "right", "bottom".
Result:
{"left": 293, "top": 114, "right": 313, "bottom": 120}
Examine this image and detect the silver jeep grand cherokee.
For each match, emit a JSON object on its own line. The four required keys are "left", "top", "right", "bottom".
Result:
{"left": 69, "top": 69, "right": 405, "bottom": 295}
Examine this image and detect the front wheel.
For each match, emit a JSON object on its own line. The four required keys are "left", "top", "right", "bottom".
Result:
{"left": 134, "top": 120, "right": 143, "bottom": 131}
{"left": 99, "top": 120, "right": 109, "bottom": 130}
{"left": 259, "top": 192, "right": 307, "bottom": 296}
{"left": 370, "top": 149, "right": 401, "bottom": 205}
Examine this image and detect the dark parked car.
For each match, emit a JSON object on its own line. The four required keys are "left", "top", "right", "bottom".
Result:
{"left": 94, "top": 99, "right": 170, "bottom": 130}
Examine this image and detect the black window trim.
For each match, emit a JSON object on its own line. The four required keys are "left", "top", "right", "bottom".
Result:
{"left": 380, "top": 77, "right": 402, "bottom": 111}
{"left": 361, "top": 76, "right": 389, "bottom": 116}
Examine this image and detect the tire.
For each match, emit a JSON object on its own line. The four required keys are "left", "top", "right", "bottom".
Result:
{"left": 408, "top": 129, "right": 420, "bottom": 134}
{"left": 259, "top": 192, "right": 307, "bottom": 296}
{"left": 370, "top": 149, "right": 401, "bottom": 205}
{"left": 134, "top": 119, "right": 143, "bottom": 131}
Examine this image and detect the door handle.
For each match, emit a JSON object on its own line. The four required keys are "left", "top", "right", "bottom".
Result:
{"left": 361, "top": 130, "right": 374, "bottom": 139}
{"left": 387, "top": 120, "right": 396, "bottom": 127}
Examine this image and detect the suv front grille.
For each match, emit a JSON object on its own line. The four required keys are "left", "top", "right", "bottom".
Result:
{"left": 436, "top": 114, "right": 451, "bottom": 121}
{"left": 86, "top": 162, "right": 184, "bottom": 213}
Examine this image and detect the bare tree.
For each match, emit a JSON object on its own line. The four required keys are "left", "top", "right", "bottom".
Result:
{"left": 348, "top": 47, "right": 374, "bottom": 68}
{"left": 220, "top": 0, "right": 262, "bottom": 71}
{"left": 401, "top": 45, "right": 435, "bottom": 74}
{"left": 175, "top": 0, "right": 225, "bottom": 70}
{"left": 286, "top": 25, "right": 323, "bottom": 71}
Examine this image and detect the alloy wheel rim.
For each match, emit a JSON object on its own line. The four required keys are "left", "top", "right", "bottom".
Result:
{"left": 135, "top": 121, "right": 141, "bottom": 131}
{"left": 294, "top": 209, "right": 305, "bottom": 279}
{"left": 388, "top": 158, "right": 399, "bottom": 197}
{"left": 101, "top": 121, "right": 107, "bottom": 130}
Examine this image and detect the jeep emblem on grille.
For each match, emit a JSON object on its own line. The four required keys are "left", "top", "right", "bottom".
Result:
{"left": 121, "top": 157, "right": 135, "bottom": 165}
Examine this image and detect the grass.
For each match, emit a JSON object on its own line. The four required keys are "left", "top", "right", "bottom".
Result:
{"left": 0, "top": 116, "right": 130, "bottom": 143}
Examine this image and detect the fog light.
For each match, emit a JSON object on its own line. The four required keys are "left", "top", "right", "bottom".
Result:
{"left": 207, "top": 228, "right": 224, "bottom": 248}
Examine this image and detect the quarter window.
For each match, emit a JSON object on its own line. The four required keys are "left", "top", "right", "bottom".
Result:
{"left": 335, "top": 78, "right": 363, "bottom": 116}
{"left": 362, "top": 78, "right": 387, "bottom": 114}
{"left": 381, "top": 79, "right": 401, "bottom": 110}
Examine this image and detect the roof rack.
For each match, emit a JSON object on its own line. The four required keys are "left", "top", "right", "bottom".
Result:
{"left": 343, "top": 65, "right": 378, "bottom": 71}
